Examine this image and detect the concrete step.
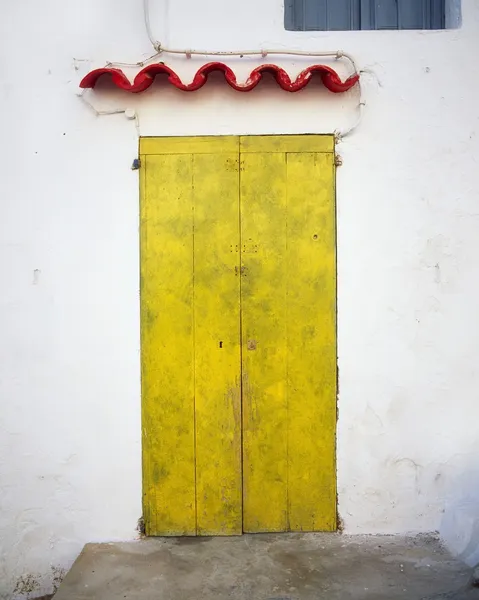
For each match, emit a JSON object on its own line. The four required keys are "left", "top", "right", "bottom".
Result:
{"left": 53, "top": 533, "right": 477, "bottom": 600}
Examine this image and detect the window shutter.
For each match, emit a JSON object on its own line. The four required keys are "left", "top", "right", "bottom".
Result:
{"left": 285, "top": 0, "right": 445, "bottom": 31}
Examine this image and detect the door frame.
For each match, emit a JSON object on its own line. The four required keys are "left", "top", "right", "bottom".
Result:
{"left": 139, "top": 134, "right": 338, "bottom": 535}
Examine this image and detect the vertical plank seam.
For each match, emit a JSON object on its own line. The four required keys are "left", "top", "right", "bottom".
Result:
{"left": 192, "top": 153, "right": 198, "bottom": 535}
{"left": 285, "top": 152, "right": 290, "bottom": 532}
{"left": 238, "top": 142, "right": 245, "bottom": 533}
{"left": 151, "top": 158, "right": 157, "bottom": 536}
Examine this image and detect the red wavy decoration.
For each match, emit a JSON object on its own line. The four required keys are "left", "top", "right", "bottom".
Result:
{"left": 80, "top": 62, "right": 359, "bottom": 94}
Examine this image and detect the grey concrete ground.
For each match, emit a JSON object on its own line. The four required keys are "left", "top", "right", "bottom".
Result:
{"left": 53, "top": 533, "right": 478, "bottom": 600}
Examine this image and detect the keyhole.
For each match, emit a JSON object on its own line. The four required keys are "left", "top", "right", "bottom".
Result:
{"left": 219, "top": 341, "right": 223, "bottom": 348}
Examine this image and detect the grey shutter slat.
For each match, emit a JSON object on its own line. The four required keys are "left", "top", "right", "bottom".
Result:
{"left": 430, "top": 0, "right": 445, "bottom": 28}
{"left": 398, "top": 0, "right": 426, "bottom": 29}
{"left": 304, "top": 0, "right": 326, "bottom": 31}
{"left": 374, "top": 0, "right": 399, "bottom": 30}
{"left": 284, "top": 0, "right": 301, "bottom": 31}
{"left": 352, "top": 0, "right": 361, "bottom": 28}
{"left": 284, "top": 0, "right": 293, "bottom": 30}
{"left": 327, "top": 0, "right": 360, "bottom": 31}
{"left": 398, "top": 0, "right": 420, "bottom": 28}
{"left": 360, "top": 0, "right": 375, "bottom": 29}
{"left": 294, "top": 0, "right": 305, "bottom": 30}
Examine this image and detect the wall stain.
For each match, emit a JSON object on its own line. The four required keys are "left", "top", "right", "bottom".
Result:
{"left": 13, "top": 573, "right": 40, "bottom": 595}
{"left": 52, "top": 566, "right": 66, "bottom": 592}
{"left": 13, "top": 566, "right": 66, "bottom": 599}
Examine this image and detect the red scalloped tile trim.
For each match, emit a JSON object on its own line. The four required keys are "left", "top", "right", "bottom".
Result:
{"left": 80, "top": 62, "right": 359, "bottom": 94}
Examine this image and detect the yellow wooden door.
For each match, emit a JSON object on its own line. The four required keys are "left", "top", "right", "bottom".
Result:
{"left": 140, "top": 137, "right": 242, "bottom": 536}
{"left": 140, "top": 135, "right": 336, "bottom": 536}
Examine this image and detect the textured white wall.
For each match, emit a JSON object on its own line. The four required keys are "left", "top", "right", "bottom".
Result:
{"left": 1, "top": 0, "right": 478, "bottom": 597}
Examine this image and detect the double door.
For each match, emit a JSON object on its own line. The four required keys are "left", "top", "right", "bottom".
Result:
{"left": 140, "top": 135, "right": 336, "bottom": 535}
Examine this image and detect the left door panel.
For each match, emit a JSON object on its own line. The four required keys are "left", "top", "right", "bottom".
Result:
{"left": 140, "top": 137, "right": 242, "bottom": 536}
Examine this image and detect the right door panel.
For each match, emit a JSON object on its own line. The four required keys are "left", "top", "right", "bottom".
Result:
{"left": 240, "top": 135, "right": 337, "bottom": 532}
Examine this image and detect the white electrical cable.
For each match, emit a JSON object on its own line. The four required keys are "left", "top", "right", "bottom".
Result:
{"left": 105, "top": 52, "right": 162, "bottom": 68}
{"left": 141, "top": 0, "right": 357, "bottom": 74}
{"left": 161, "top": 48, "right": 357, "bottom": 75}
{"left": 106, "top": 48, "right": 358, "bottom": 77}
{"left": 78, "top": 89, "right": 126, "bottom": 116}
{"left": 78, "top": 89, "right": 142, "bottom": 136}
{"left": 94, "top": 0, "right": 363, "bottom": 137}
{"left": 335, "top": 80, "right": 365, "bottom": 140}
{"left": 143, "top": 0, "right": 161, "bottom": 50}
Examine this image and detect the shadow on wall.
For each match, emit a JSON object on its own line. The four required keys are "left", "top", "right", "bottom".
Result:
{"left": 441, "top": 466, "right": 479, "bottom": 568}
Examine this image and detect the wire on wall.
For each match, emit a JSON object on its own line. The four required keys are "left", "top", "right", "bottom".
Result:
{"left": 106, "top": 48, "right": 358, "bottom": 80}
{"left": 335, "top": 81, "right": 364, "bottom": 140}
{"left": 143, "top": 0, "right": 161, "bottom": 51}
{"left": 134, "top": 0, "right": 360, "bottom": 76}
{"left": 141, "top": 0, "right": 363, "bottom": 137}
{"left": 81, "top": 0, "right": 363, "bottom": 138}
{"left": 79, "top": 89, "right": 141, "bottom": 136}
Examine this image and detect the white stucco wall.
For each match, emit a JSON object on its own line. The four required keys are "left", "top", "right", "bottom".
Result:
{"left": 1, "top": 0, "right": 478, "bottom": 597}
